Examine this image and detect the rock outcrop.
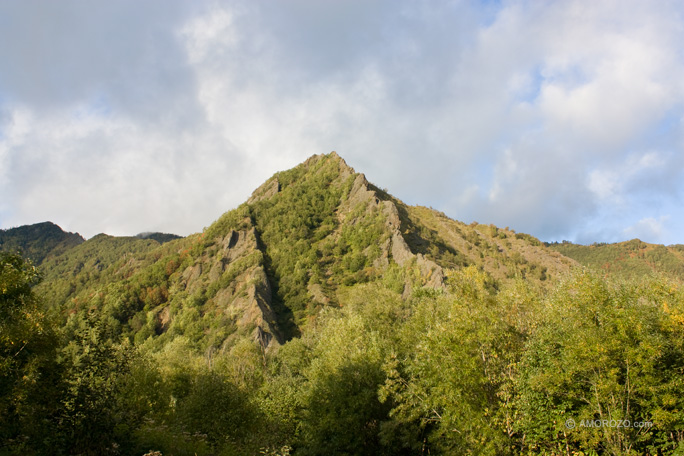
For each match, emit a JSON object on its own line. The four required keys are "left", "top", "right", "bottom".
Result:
{"left": 247, "top": 177, "right": 280, "bottom": 204}
{"left": 176, "top": 223, "right": 284, "bottom": 349}
{"left": 334, "top": 158, "right": 445, "bottom": 291}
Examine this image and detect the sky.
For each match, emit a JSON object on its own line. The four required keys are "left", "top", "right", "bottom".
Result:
{"left": 1, "top": 0, "right": 683, "bottom": 245}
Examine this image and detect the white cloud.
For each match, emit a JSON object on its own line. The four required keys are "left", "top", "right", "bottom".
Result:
{"left": 587, "top": 169, "right": 620, "bottom": 202}
{"left": 444, "top": 0, "right": 684, "bottom": 242}
{"left": 586, "top": 150, "right": 675, "bottom": 204}
{"left": 489, "top": 149, "right": 519, "bottom": 202}
{"left": 181, "top": 6, "right": 239, "bottom": 64}
{"left": 1, "top": 0, "right": 683, "bottom": 244}
{"left": 623, "top": 216, "right": 670, "bottom": 243}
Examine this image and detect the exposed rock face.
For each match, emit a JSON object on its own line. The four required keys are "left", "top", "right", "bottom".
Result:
{"left": 156, "top": 306, "right": 171, "bottom": 334}
{"left": 219, "top": 229, "right": 258, "bottom": 263}
{"left": 389, "top": 225, "right": 445, "bottom": 289}
{"left": 247, "top": 177, "right": 280, "bottom": 204}
{"left": 176, "top": 224, "right": 284, "bottom": 349}
{"left": 213, "top": 264, "right": 283, "bottom": 348}
{"left": 335, "top": 158, "right": 446, "bottom": 290}
{"left": 391, "top": 232, "right": 413, "bottom": 266}
{"left": 181, "top": 263, "right": 203, "bottom": 293}
{"left": 347, "top": 174, "right": 376, "bottom": 207}
{"left": 249, "top": 266, "right": 284, "bottom": 344}
{"left": 333, "top": 151, "right": 354, "bottom": 181}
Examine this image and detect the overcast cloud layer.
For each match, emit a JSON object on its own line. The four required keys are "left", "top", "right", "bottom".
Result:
{"left": 1, "top": 1, "right": 683, "bottom": 244}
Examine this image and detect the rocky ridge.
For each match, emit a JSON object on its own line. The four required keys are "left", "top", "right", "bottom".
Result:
{"left": 16, "top": 152, "right": 580, "bottom": 355}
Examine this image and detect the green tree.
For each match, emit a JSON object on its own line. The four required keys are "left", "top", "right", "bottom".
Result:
{"left": 57, "top": 312, "right": 137, "bottom": 455}
{"left": 514, "top": 272, "right": 684, "bottom": 455}
{"left": 381, "top": 266, "right": 519, "bottom": 455}
{"left": 175, "top": 370, "right": 254, "bottom": 448}
{"left": 0, "top": 252, "right": 62, "bottom": 454}
{"left": 132, "top": 338, "right": 262, "bottom": 456}
{"left": 298, "top": 310, "right": 392, "bottom": 455}
{"left": 257, "top": 337, "right": 311, "bottom": 452}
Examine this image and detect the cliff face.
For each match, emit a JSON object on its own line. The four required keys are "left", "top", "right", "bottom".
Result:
{"left": 33, "top": 152, "right": 577, "bottom": 354}
{"left": 334, "top": 168, "right": 446, "bottom": 293}
{"left": 176, "top": 224, "right": 286, "bottom": 348}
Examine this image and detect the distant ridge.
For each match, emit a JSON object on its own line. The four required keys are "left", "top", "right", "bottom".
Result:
{"left": 0, "top": 221, "right": 84, "bottom": 264}
{"left": 135, "top": 232, "right": 183, "bottom": 244}
{"left": 0, "top": 222, "right": 185, "bottom": 264}
{"left": 547, "top": 238, "right": 684, "bottom": 280}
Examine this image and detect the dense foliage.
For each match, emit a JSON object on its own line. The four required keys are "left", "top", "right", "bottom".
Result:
{"left": 3, "top": 248, "right": 684, "bottom": 455}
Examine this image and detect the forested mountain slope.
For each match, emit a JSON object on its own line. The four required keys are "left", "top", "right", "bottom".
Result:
{"left": 3, "top": 152, "right": 683, "bottom": 456}
{"left": 0, "top": 221, "right": 84, "bottom": 264}
{"left": 32, "top": 152, "right": 577, "bottom": 353}
{"left": 548, "top": 239, "right": 684, "bottom": 281}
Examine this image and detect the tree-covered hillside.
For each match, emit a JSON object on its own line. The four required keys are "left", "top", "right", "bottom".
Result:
{"left": 135, "top": 232, "right": 183, "bottom": 244}
{"left": 0, "top": 222, "right": 84, "bottom": 264}
{"left": 2, "top": 153, "right": 684, "bottom": 455}
{"left": 3, "top": 252, "right": 683, "bottom": 455}
{"left": 30, "top": 153, "right": 577, "bottom": 354}
{"left": 548, "top": 239, "right": 684, "bottom": 281}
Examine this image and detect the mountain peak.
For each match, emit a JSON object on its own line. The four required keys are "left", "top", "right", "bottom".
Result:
{"left": 248, "top": 151, "right": 356, "bottom": 205}
{"left": 302, "top": 151, "right": 355, "bottom": 176}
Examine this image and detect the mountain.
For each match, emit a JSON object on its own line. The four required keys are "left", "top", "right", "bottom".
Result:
{"left": 16, "top": 154, "right": 683, "bottom": 353}
{"left": 547, "top": 239, "right": 684, "bottom": 280}
{"left": 0, "top": 221, "right": 85, "bottom": 264}
{"left": 5, "top": 152, "right": 684, "bottom": 455}
{"left": 33, "top": 152, "right": 577, "bottom": 352}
